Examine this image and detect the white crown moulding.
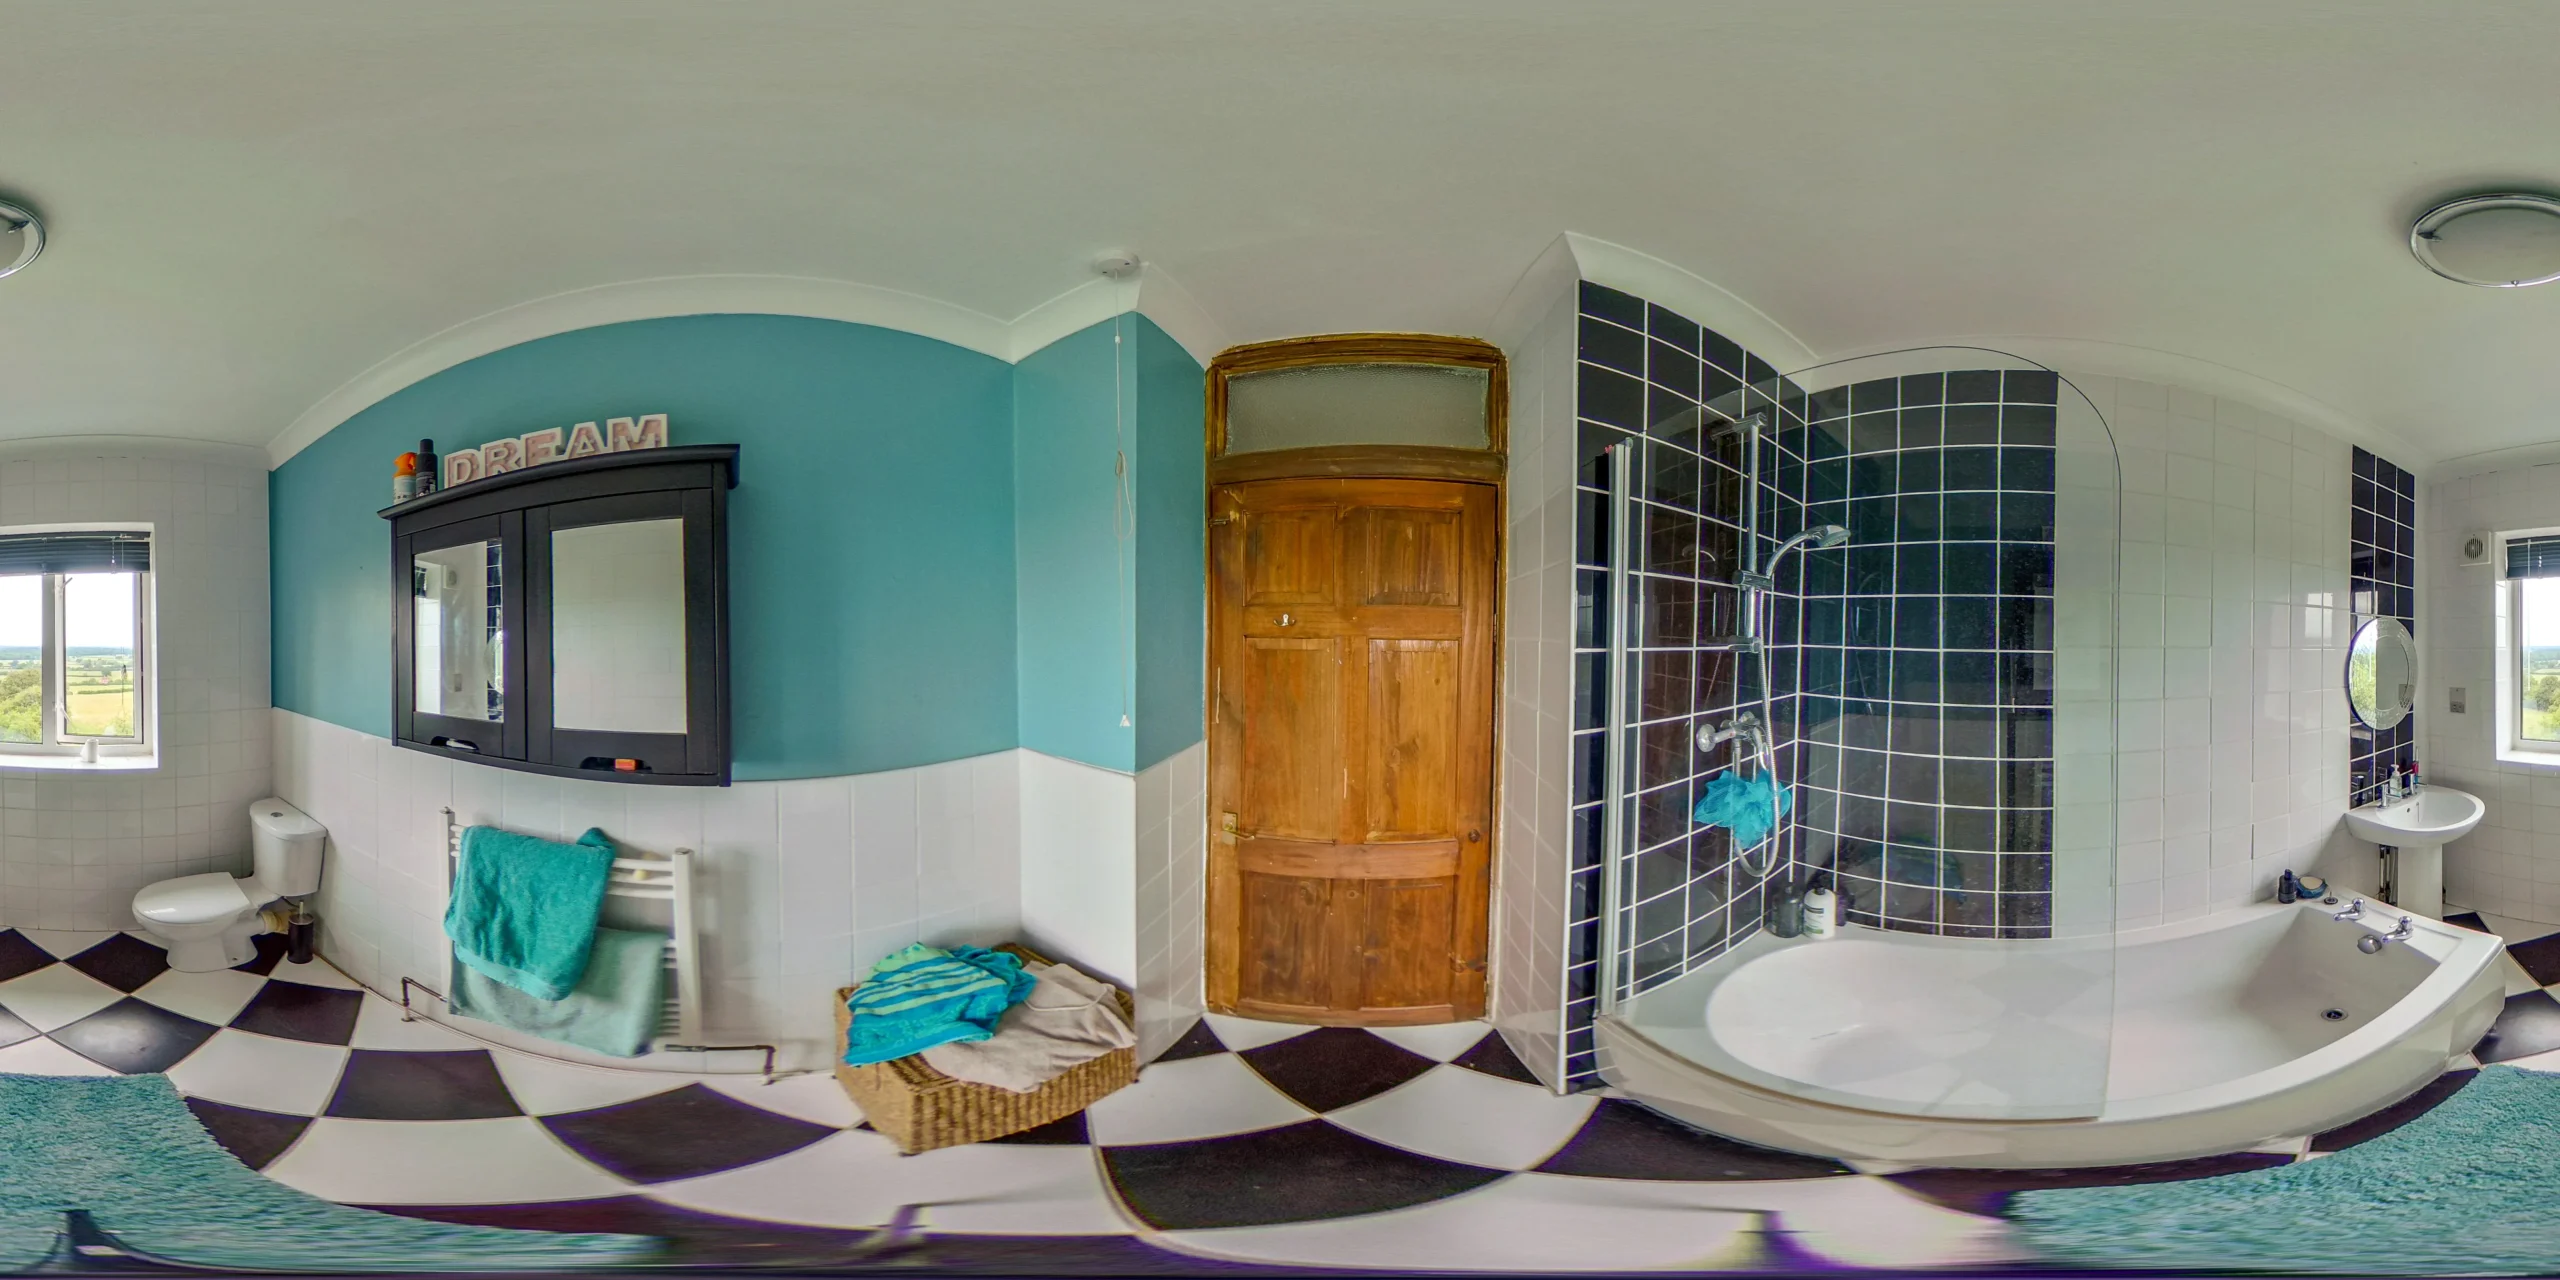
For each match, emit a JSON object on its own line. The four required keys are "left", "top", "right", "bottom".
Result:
{"left": 262, "top": 269, "right": 1237, "bottom": 469}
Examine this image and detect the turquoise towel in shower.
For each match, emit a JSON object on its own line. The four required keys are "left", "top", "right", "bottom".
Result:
{"left": 443, "top": 826, "right": 616, "bottom": 1001}
{"left": 841, "top": 943, "right": 1037, "bottom": 1066}
{"left": 1693, "top": 770, "right": 1792, "bottom": 848}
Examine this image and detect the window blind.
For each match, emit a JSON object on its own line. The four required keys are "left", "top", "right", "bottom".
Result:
{"left": 2507, "top": 535, "right": 2560, "bottom": 580}
{"left": 0, "top": 531, "right": 149, "bottom": 576}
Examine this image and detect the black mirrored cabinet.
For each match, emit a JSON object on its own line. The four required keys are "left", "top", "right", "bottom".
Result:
{"left": 384, "top": 445, "right": 736, "bottom": 785}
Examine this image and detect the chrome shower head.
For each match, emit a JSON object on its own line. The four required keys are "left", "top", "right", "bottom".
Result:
{"left": 1769, "top": 524, "right": 1851, "bottom": 563}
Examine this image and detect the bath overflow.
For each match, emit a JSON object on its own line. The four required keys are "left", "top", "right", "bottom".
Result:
{"left": 2323, "top": 1009, "right": 2347, "bottom": 1022}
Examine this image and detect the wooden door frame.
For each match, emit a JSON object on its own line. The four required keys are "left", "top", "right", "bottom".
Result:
{"left": 1203, "top": 333, "right": 1506, "bottom": 1023}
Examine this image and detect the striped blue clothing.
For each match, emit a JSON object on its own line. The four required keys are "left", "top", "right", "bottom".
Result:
{"left": 841, "top": 944, "right": 1036, "bottom": 1066}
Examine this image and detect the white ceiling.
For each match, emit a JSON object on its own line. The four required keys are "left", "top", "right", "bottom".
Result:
{"left": 7, "top": 0, "right": 2560, "bottom": 469}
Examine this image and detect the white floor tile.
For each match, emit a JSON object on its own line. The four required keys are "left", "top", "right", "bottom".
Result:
{"left": 1366, "top": 1020, "right": 1495, "bottom": 1062}
{"left": 132, "top": 965, "right": 268, "bottom": 1027}
{"left": 491, "top": 1050, "right": 697, "bottom": 1116}
{"left": 1203, "top": 1013, "right": 1318, "bottom": 1052}
{"left": 702, "top": 1071, "right": 859, "bottom": 1129}
{"left": 263, "top": 1116, "right": 633, "bottom": 1205}
{"left": 16, "top": 930, "right": 114, "bottom": 959}
{"left": 163, "top": 1028, "right": 350, "bottom": 1115}
{"left": 269, "top": 956, "right": 363, "bottom": 990}
{"left": 1757, "top": 1175, "right": 2030, "bottom": 1268}
{"left": 0, "top": 1036, "right": 119, "bottom": 1076}
{"left": 350, "top": 994, "right": 483, "bottom": 1051}
{"left": 0, "top": 964, "right": 125, "bottom": 1031}
{"left": 1156, "top": 1173, "right": 1762, "bottom": 1273}
{"left": 1081, "top": 1052, "right": 1310, "bottom": 1146}
{"left": 1326, "top": 1065, "right": 1597, "bottom": 1170}
{"left": 2503, "top": 1046, "right": 2560, "bottom": 1072}
{"left": 651, "top": 1130, "right": 1125, "bottom": 1235}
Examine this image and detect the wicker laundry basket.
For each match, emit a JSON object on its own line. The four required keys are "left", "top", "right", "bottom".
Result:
{"left": 832, "top": 943, "right": 1137, "bottom": 1154}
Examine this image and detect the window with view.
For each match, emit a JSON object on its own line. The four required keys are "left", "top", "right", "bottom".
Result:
{"left": 0, "top": 530, "right": 151, "bottom": 757}
{"left": 2507, "top": 531, "right": 2560, "bottom": 753}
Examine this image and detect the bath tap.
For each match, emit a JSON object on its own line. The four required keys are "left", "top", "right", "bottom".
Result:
{"left": 2331, "top": 897, "right": 2364, "bottom": 922}
{"left": 2358, "top": 915, "right": 2415, "bottom": 954}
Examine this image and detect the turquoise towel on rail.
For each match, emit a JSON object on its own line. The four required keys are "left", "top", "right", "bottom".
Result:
{"left": 840, "top": 944, "right": 1037, "bottom": 1066}
{"left": 443, "top": 826, "right": 616, "bottom": 1001}
{"left": 449, "top": 925, "right": 668, "bottom": 1058}
{"left": 1693, "top": 769, "right": 1792, "bottom": 848}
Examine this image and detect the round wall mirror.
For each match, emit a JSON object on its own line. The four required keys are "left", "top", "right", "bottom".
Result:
{"left": 2347, "top": 617, "right": 2416, "bottom": 730}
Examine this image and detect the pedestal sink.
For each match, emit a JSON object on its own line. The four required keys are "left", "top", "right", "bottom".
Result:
{"left": 2343, "top": 787, "right": 2485, "bottom": 919}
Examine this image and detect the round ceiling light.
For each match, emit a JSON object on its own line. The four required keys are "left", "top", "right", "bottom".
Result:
{"left": 2411, "top": 193, "right": 2560, "bottom": 287}
{"left": 0, "top": 202, "right": 39, "bottom": 282}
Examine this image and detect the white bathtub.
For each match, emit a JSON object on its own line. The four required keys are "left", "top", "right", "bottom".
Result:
{"left": 1596, "top": 898, "right": 2506, "bottom": 1168}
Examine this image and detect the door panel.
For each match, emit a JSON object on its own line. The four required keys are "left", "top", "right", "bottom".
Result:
{"left": 1209, "top": 476, "right": 1496, "bottom": 1025}
{"left": 1354, "top": 507, "right": 1463, "bottom": 607}
{"left": 1238, "top": 637, "right": 1341, "bottom": 842}
{"left": 1365, "top": 639, "right": 1459, "bottom": 841}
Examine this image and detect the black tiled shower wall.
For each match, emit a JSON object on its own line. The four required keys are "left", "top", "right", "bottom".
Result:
{"left": 2349, "top": 447, "right": 2417, "bottom": 805}
{"left": 1785, "top": 372, "right": 2059, "bottom": 940}
{"left": 1565, "top": 281, "right": 2060, "bottom": 1088}
{"left": 1567, "top": 282, "right": 1795, "bottom": 1086}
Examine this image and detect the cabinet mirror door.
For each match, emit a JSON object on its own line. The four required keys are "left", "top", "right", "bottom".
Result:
{"left": 397, "top": 512, "right": 526, "bottom": 759}
{"left": 528, "top": 491, "right": 719, "bottom": 778}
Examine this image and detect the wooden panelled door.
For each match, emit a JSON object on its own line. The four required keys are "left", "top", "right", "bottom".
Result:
{"left": 1208, "top": 476, "right": 1496, "bottom": 1024}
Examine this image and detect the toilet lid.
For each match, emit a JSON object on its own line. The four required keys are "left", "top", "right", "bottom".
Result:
{"left": 134, "top": 872, "right": 252, "bottom": 924}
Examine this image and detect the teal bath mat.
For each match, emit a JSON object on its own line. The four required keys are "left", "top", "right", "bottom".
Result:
{"left": 2014, "top": 1065, "right": 2560, "bottom": 1274}
{"left": 0, "top": 1073, "right": 661, "bottom": 1272}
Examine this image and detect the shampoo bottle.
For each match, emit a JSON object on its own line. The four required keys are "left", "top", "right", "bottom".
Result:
{"left": 1802, "top": 881, "right": 1838, "bottom": 938}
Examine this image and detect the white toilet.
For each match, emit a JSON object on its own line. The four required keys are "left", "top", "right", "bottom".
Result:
{"left": 133, "top": 798, "right": 326, "bottom": 972}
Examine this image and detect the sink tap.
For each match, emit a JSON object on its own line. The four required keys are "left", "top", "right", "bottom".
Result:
{"left": 2331, "top": 897, "right": 2365, "bottom": 922}
{"left": 2359, "top": 915, "right": 2415, "bottom": 954}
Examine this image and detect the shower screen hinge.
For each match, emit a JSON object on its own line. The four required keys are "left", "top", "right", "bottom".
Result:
{"left": 1739, "top": 571, "right": 1775, "bottom": 592}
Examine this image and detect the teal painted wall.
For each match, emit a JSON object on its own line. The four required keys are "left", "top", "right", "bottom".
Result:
{"left": 1011, "top": 320, "right": 1135, "bottom": 772}
{"left": 1133, "top": 316, "right": 1207, "bottom": 771}
{"left": 270, "top": 314, "right": 1020, "bottom": 780}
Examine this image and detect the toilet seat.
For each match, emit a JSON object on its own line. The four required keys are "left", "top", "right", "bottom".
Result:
{"left": 133, "top": 872, "right": 253, "bottom": 925}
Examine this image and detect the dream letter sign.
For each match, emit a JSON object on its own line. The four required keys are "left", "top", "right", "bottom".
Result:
{"left": 445, "top": 413, "right": 669, "bottom": 488}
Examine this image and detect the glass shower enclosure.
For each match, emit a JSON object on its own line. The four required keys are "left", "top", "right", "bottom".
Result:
{"left": 1590, "top": 347, "right": 2121, "bottom": 1123}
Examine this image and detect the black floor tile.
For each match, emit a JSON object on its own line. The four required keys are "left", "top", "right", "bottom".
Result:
{"left": 984, "top": 1111, "right": 1090, "bottom": 1145}
{"left": 185, "top": 1097, "right": 312, "bottom": 1171}
{"left": 1535, "top": 1099, "right": 1852, "bottom": 1181}
{"left": 1102, "top": 1119, "right": 1505, "bottom": 1229}
{"left": 0, "top": 930, "right": 54, "bottom": 984}
{"left": 1450, "top": 1030, "right": 1542, "bottom": 1084}
{"left": 2510, "top": 934, "right": 2560, "bottom": 987}
{"left": 65, "top": 933, "right": 168, "bottom": 994}
{"left": 229, "top": 978, "right": 363, "bottom": 1045}
{"left": 2443, "top": 911, "right": 2490, "bottom": 935}
{"left": 232, "top": 932, "right": 289, "bottom": 977}
{"left": 1888, "top": 1152, "right": 2293, "bottom": 1218}
{"left": 327, "top": 1049, "right": 521, "bottom": 1120}
{"left": 2476, "top": 990, "right": 2560, "bottom": 1064}
{"left": 50, "top": 997, "right": 218, "bottom": 1073}
{"left": 2311, "top": 1069, "right": 2476, "bottom": 1152}
{"left": 539, "top": 1083, "right": 836, "bottom": 1183}
{"left": 1152, "top": 1019, "right": 1225, "bottom": 1063}
{"left": 0, "top": 1003, "right": 36, "bottom": 1050}
{"left": 1239, "top": 1027, "right": 1437, "bottom": 1113}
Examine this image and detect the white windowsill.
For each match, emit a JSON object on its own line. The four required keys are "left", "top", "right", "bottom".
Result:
{"left": 0, "top": 752, "right": 159, "bottom": 773}
{"left": 2497, "top": 745, "right": 2560, "bottom": 770}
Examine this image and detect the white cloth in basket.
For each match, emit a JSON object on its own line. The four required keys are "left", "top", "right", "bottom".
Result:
{"left": 919, "top": 961, "right": 1134, "bottom": 1093}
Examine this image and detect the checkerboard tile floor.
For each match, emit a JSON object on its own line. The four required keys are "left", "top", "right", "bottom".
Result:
{"left": 2, "top": 918, "right": 2556, "bottom": 1273}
